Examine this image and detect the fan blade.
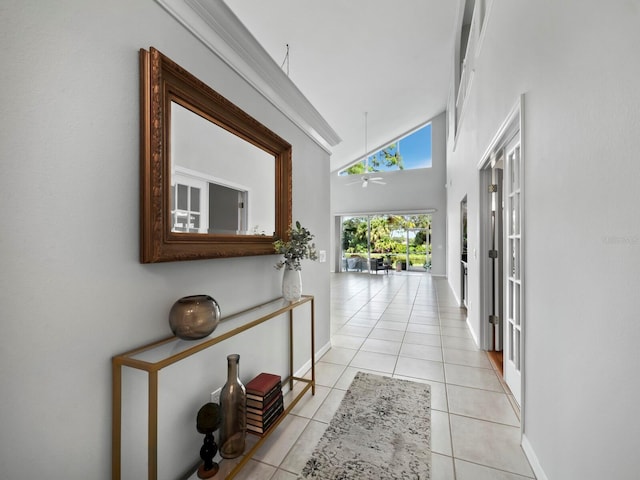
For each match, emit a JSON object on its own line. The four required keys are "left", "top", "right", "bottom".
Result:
{"left": 362, "top": 180, "right": 368, "bottom": 188}
{"left": 346, "top": 180, "right": 360, "bottom": 186}
{"left": 372, "top": 180, "right": 386, "bottom": 185}
{"left": 370, "top": 177, "right": 383, "bottom": 181}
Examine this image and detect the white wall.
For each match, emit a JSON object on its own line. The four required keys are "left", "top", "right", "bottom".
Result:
{"left": 330, "top": 112, "right": 447, "bottom": 275}
{"left": 446, "top": 1, "right": 640, "bottom": 478}
{"left": 0, "top": 1, "right": 330, "bottom": 479}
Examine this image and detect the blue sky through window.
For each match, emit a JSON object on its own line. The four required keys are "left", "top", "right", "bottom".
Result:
{"left": 399, "top": 123, "right": 432, "bottom": 170}
{"left": 340, "top": 123, "right": 432, "bottom": 175}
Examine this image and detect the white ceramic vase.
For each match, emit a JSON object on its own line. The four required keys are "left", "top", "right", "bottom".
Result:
{"left": 282, "top": 268, "right": 302, "bottom": 302}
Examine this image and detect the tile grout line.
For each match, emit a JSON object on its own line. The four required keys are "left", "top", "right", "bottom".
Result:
{"left": 436, "top": 278, "right": 459, "bottom": 480}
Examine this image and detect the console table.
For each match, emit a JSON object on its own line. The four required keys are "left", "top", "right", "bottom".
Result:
{"left": 112, "top": 295, "right": 315, "bottom": 480}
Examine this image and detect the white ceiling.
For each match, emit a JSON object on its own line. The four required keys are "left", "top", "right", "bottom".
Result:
{"left": 224, "top": 0, "right": 460, "bottom": 172}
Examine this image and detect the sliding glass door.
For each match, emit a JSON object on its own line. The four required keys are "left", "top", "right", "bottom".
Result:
{"left": 341, "top": 216, "right": 369, "bottom": 272}
{"left": 340, "top": 214, "right": 431, "bottom": 272}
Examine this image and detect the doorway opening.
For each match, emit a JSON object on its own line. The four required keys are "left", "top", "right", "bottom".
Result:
{"left": 487, "top": 155, "right": 504, "bottom": 377}
{"left": 460, "top": 196, "right": 468, "bottom": 309}
{"left": 478, "top": 97, "right": 524, "bottom": 407}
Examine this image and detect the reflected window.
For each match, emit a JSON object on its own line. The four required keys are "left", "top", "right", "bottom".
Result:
{"left": 172, "top": 179, "right": 205, "bottom": 233}
{"left": 172, "top": 168, "right": 249, "bottom": 234}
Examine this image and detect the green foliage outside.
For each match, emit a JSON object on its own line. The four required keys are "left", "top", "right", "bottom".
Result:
{"left": 342, "top": 215, "right": 432, "bottom": 269}
{"left": 343, "top": 144, "right": 404, "bottom": 175}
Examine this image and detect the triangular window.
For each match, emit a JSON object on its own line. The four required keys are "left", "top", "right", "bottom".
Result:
{"left": 339, "top": 123, "right": 432, "bottom": 175}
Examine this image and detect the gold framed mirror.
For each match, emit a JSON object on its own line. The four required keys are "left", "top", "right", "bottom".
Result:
{"left": 140, "top": 47, "right": 292, "bottom": 263}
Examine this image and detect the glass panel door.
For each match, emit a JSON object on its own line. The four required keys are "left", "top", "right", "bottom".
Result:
{"left": 504, "top": 140, "right": 523, "bottom": 406}
{"left": 407, "top": 228, "right": 430, "bottom": 271}
{"left": 341, "top": 216, "right": 368, "bottom": 272}
{"left": 369, "top": 215, "right": 394, "bottom": 270}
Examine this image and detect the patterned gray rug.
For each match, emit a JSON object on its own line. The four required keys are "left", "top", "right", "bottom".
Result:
{"left": 298, "top": 372, "right": 431, "bottom": 479}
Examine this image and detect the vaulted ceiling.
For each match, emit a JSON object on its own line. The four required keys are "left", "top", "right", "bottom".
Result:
{"left": 224, "top": 0, "right": 460, "bottom": 172}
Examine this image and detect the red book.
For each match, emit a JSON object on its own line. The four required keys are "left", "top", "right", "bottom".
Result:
{"left": 247, "top": 404, "right": 284, "bottom": 435}
{"left": 246, "top": 373, "right": 281, "bottom": 396}
{"left": 246, "top": 392, "right": 283, "bottom": 416}
{"left": 246, "top": 385, "right": 282, "bottom": 407}
{"left": 246, "top": 399, "right": 284, "bottom": 427}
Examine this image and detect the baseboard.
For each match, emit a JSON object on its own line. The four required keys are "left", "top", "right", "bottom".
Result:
{"left": 290, "top": 340, "right": 332, "bottom": 383}
{"left": 522, "top": 434, "right": 549, "bottom": 480}
{"left": 314, "top": 341, "right": 332, "bottom": 363}
{"left": 445, "top": 278, "right": 463, "bottom": 306}
{"left": 466, "top": 316, "right": 480, "bottom": 347}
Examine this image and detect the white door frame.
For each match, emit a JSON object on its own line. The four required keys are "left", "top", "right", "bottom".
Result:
{"left": 478, "top": 95, "right": 525, "bottom": 414}
{"left": 503, "top": 135, "right": 524, "bottom": 406}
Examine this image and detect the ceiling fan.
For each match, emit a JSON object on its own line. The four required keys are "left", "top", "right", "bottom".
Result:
{"left": 347, "top": 112, "right": 387, "bottom": 188}
{"left": 347, "top": 175, "right": 386, "bottom": 188}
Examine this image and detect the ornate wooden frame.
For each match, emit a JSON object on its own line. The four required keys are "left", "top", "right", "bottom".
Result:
{"left": 139, "top": 47, "right": 292, "bottom": 263}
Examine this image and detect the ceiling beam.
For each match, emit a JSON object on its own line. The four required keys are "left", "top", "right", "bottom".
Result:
{"left": 155, "top": 0, "right": 342, "bottom": 151}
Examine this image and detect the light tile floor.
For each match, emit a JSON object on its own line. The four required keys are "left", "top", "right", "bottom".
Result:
{"left": 221, "top": 272, "right": 535, "bottom": 479}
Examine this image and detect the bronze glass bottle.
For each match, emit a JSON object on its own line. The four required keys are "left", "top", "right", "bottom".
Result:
{"left": 218, "top": 354, "right": 246, "bottom": 459}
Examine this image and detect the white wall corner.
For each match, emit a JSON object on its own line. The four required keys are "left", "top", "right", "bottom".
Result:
{"left": 466, "top": 315, "right": 479, "bottom": 347}
{"left": 447, "top": 277, "right": 462, "bottom": 305}
{"left": 522, "top": 434, "right": 549, "bottom": 480}
{"left": 155, "top": 0, "right": 341, "bottom": 151}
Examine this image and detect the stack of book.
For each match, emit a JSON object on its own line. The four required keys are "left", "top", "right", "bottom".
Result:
{"left": 245, "top": 372, "right": 284, "bottom": 436}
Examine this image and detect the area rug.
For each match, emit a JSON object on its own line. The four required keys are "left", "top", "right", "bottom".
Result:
{"left": 298, "top": 372, "right": 431, "bottom": 479}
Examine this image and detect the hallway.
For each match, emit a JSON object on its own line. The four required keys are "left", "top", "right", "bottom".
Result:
{"left": 324, "top": 272, "right": 533, "bottom": 479}
{"left": 228, "top": 272, "right": 535, "bottom": 479}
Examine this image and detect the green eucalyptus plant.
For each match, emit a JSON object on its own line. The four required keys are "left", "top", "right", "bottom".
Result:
{"left": 274, "top": 221, "right": 318, "bottom": 271}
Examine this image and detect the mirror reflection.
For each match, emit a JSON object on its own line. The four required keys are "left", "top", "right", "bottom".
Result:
{"left": 170, "top": 102, "right": 276, "bottom": 236}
